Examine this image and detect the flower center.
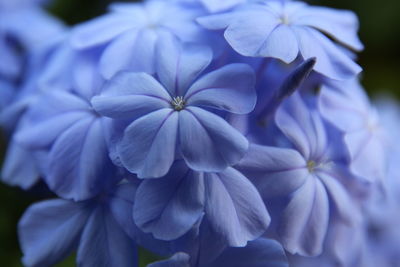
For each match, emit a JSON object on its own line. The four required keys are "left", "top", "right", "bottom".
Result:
{"left": 280, "top": 14, "right": 290, "bottom": 25}
{"left": 171, "top": 96, "right": 185, "bottom": 111}
{"left": 307, "top": 160, "right": 316, "bottom": 173}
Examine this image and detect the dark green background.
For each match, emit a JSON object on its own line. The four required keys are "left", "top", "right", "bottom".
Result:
{"left": 1, "top": 0, "right": 399, "bottom": 266}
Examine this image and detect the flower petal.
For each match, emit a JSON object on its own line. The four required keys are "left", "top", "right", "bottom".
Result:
{"left": 47, "top": 117, "right": 117, "bottom": 201}
{"left": 294, "top": 27, "right": 361, "bottom": 80}
{"left": 71, "top": 13, "right": 138, "bottom": 48}
{"left": 19, "top": 199, "right": 90, "bottom": 267}
{"left": 276, "top": 93, "right": 327, "bottom": 159}
{"left": 1, "top": 141, "right": 41, "bottom": 190}
{"left": 223, "top": 11, "right": 280, "bottom": 57}
{"left": 99, "top": 29, "right": 139, "bottom": 79}
{"left": 92, "top": 72, "right": 171, "bottom": 119}
{"left": 117, "top": 108, "right": 178, "bottom": 178}
{"left": 179, "top": 107, "right": 249, "bottom": 172}
{"left": 77, "top": 206, "right": 138, "bottom": 267}
{"left": 236, "top": 144, "right": 308, "bottom": 198}
{"left": 156, "top": 33, "right": 212, "bottom": 96}
{"left": 108, "top": 183, "right": 172, "bottom": 256}
{"left": 293, "top": 6, "right": 364, "bottom": 51}
{"left": 185, "top": 64, "right": 256, "bottom": 114}
{"left": 134, "top": 161, "right": 205, "bottom": 240}
{"left": 205, "top": 168, "right": 270, "bottom": 247}
{"left": 257, "top": 24, "right": 299, "bottom": 64}
{"left": 278, "top": 177, "right": 329, "bottom": 256}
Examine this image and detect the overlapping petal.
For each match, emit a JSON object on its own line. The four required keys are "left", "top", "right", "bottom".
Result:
{"left": 92, "top": 72, "right": 171, "bottom": 119}
{"left": 185, "top": 64, "right": 256, "bottom": 114}
{"left": 179, "top": 107, "right": 249, "bottom": 172}
{"left": 117, "top": 109, "right": 178, "bottom": 178}
{"left": 134, "top": 161, "right": 205, "bottom": 240}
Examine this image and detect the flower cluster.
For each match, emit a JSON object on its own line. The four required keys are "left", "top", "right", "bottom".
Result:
{"left": 0, "top": 0, "right": 397, "bottom": 266}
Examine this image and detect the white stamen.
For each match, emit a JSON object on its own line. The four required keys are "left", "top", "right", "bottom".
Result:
{"left": 171, "top": 96, "right": 185, "bottom": 111}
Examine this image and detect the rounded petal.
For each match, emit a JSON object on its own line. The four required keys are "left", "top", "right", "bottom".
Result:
{"left": 117, "top": 108, "right": 178, "bottom": 178}
{"left": 294, "top": 27, "right": 361, "bottom": 80}
{"left": 201, "top": 0, "right": 245, "bottom": 13}
{"left": 223, "top": 11, "right": 280, "bottom": 57}
{"left": 1, "top": 141, "right": 41, "bottom": 190}
{"left": 205, "top": 168, "right": 271, "bottom": 247}
{"left": 99, "top": 29, "right": 139, "bottom": 79}
{"left": 134, "top": 161, "right": 205, "bottom": 240}
{"left": 236, "top": 144, "right": 309, "bottom": 198}
{"left": 276, "top": 93, "right": 327, "bottom": 160}
{"left": 278, "top": 177, "right": 329, "bottom": 256}
{"left": 19, "top": 199, "right": 90, "bottom": 267}
{"left": 156, "top": 33, "right": 212, "bottom": 96}
{"left": 257, "top": 24, "right": 299, "bottom": 64}
{"left": 47, "top": 118, "right": 117, "bottom": 201}
{"left": 179, "top": 107, "right": 249, "bottom": 172}
{"left": 293, "top": 6, "right": 364, "bottom": 51}
{"left": 71, "top": 14, "right": 137, "bottom": 48}
{"left": 185, "top": 64, "right": 256, "bottom": 114}
{"left": 77, "top": 206, "right": 138, "bottom": 267}
{"left": 92, "top": 72, "right": 171, "bottom": 119}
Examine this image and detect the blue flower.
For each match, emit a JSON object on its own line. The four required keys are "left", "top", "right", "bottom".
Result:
{"left": 18, "top": 183, "right": 140, "bottom": 267}
{"left": 148, "top": 238, "right": 288, "bottom": 267}
{"left": 92, "top": 35, "right": 256, "bottom": 178}
{"left": 14, "top": 53, "right": 117, "bottom": 200}
{"left": 319, "top": 79, "right": 385, "bottom": 184}
{"left": 0, "top": 0, "right": 63, "bottom": 82}
{"left": 71, "top": 0, "right": 221, "bottom": 79}
{"left": 237, "top": 93, "right": 359, "bottom": 256}
{"left": 132, "top": 160, "right": 270, "bottom": 245}
{"left": 198, "top": 0, "right": 363, "bottom": 80}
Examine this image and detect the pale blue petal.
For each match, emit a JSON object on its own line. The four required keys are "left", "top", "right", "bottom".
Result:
{"left": 71, "top": 14, "right": 137, "bottom": 48}
{"left": 201, "top": 0, "right": 245, "bottom": 13}
{"left": 293, "top": 6, "right": 364, "bottom": 51}
{"left": 278, "top": 177, "right": 329, "bottom": 256}
{"left": 99, "top": 29, "right": 139, "bottom": 79}
{"left": 294, "top": 27, "right": 361, "bottom": 80}
{"left": 92, "top": 72, "right": 171, "bottom": 119}
{"left": 205, "top": 168, "right": 270, "bottom": 247}
{"left": 224, "top": 11, "right": 280, "bottom": 57}
{"left": 117, "top": 108, "right": 178, "bottom": 178}
{"left": 236, "top": 144, "right": 309, "bottom": 198}
{"left": 47, "top": 118, "right": 117, "bottom": 201}
{"left": 134, "top": 161, "right": 204, "bottom": 240}
{"left": 156, "top": 33, "right": 212, "bottom": 96}
{"left": 179, "top": 107, "right": 249, "bottom": 172}
{"left": 185, "top": 64, "right": 256, "bottom": 114}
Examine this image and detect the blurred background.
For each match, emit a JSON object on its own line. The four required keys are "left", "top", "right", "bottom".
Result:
{"left": 1, "top": 0, "right": 399, "bottom": 266}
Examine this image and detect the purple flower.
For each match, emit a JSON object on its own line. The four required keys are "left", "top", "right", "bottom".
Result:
{"left": 237, "top": 93, "right": 358, "bottom": 256}
{"left": 198, "top": 0, "right": 363, "bottom": 80}
{"left": 71, "top": 0, "right": 220, "bottom": 79}
{"left": 18, "top": 183, "right": 139, "bottom": 267}
{"left": 15, "top": 68, "right": 117, "bottom": 200}
{"left": 92, "top": 35, "right": 256, "bottom": 178}
{"left": 132, "top": 160, "right": 270, "bottom": 245}
{"left": 319, "top": 79, "right": 385, "bottom": 184}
